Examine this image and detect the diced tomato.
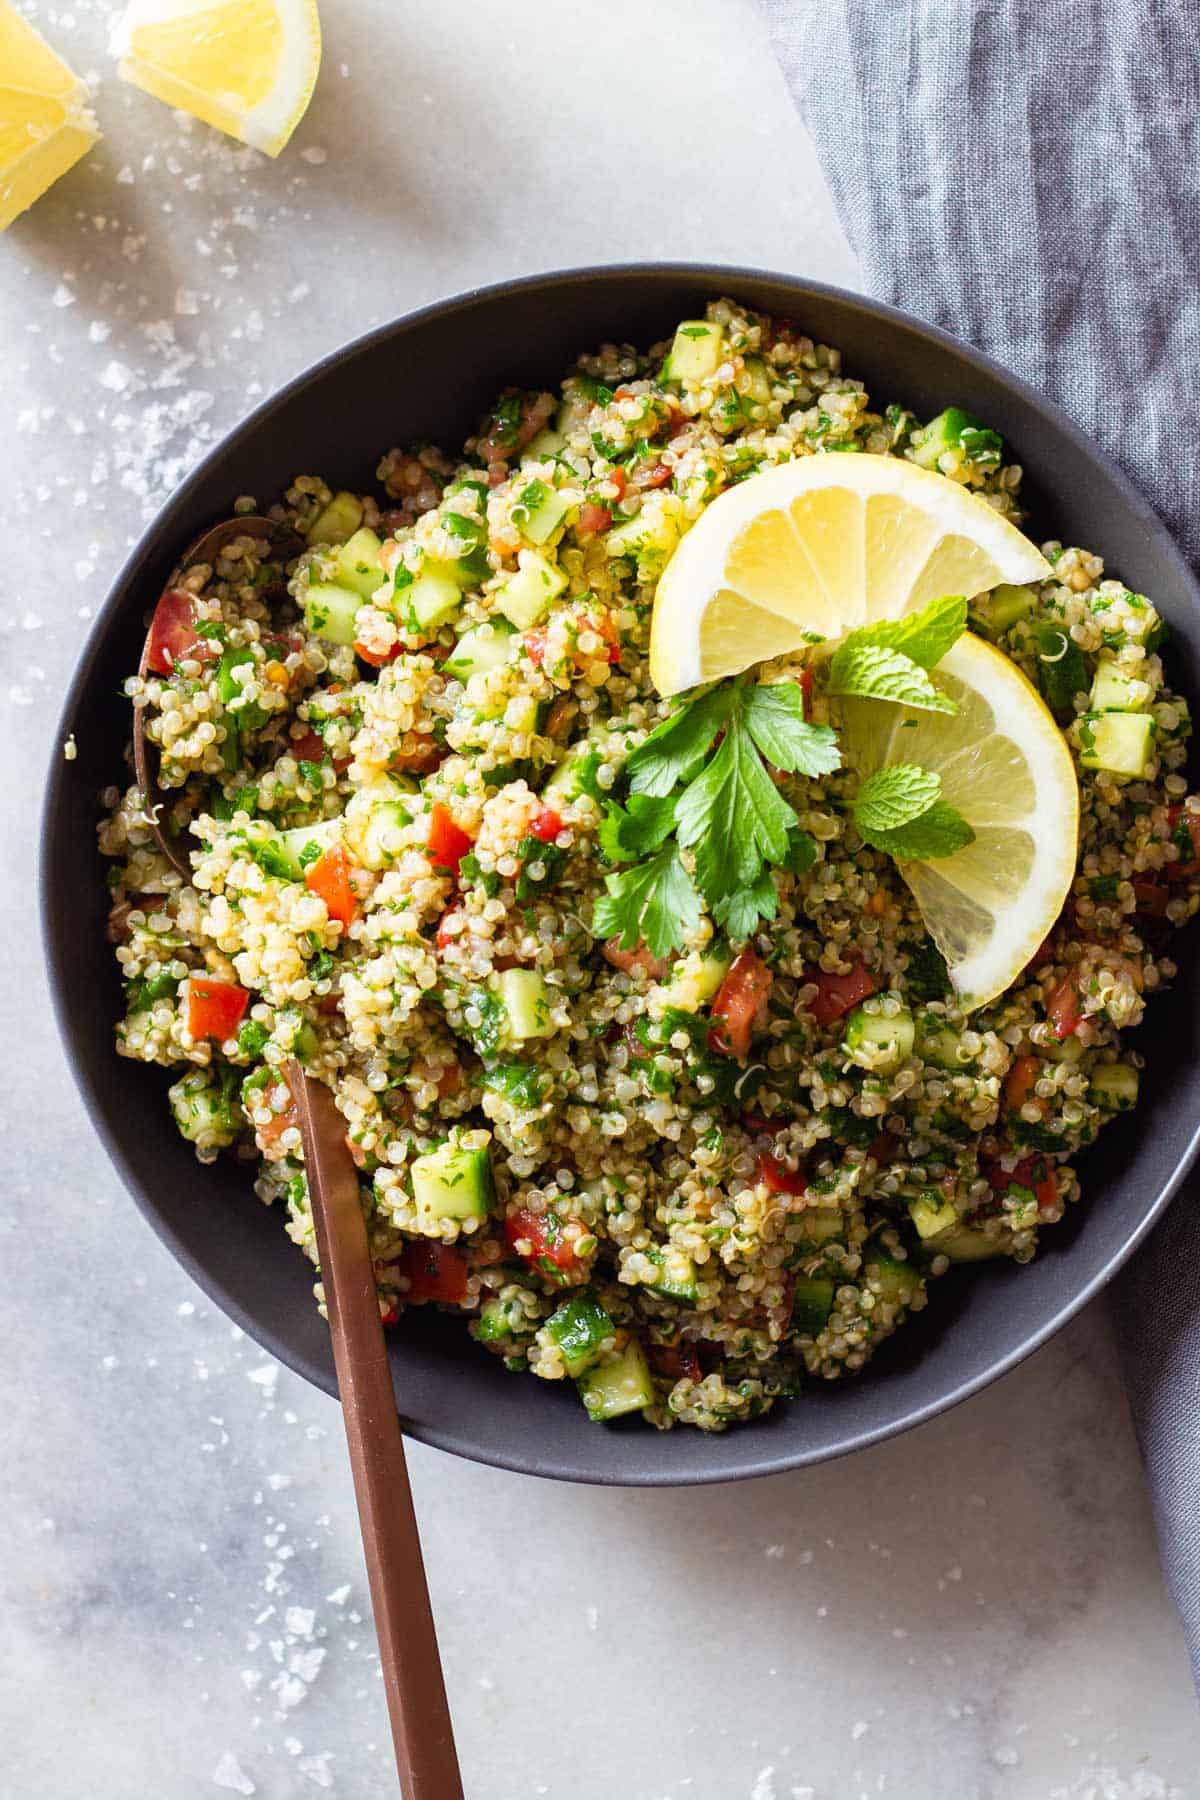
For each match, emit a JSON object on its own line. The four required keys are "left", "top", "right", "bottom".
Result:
{"left": 504, "top": 1208, "right": 588, "bottom": 1278}
{"left": 650, "top": 1342, "right": 702, "bottom": 1383}
{"left": 304, "top": 840, "right": 361, "bottom": 929}
{"left": 436, "top": 907, "right": 462, "bottom": 952}
{"left": 1004, "top": 1054, "right": 1041, "bottom": 1112}
{"left": 523, "top": 629, "right": 547, "bottom": 666}
{"left": 289, "top": 728, "right": 327, "bottom": 763}
{"left": 185, "top": 975, "right": 249, "bottom": 1040}
{"left": 530, "top": 807, "right": 563, "bottom": 843}
{"left": 427, "top": 803, "right": 474, "bottom": 873}
{"left": 983, "top": 1153, "right": 1058, "bottom": 1217}
{"left": 145, "top": 589, "right": 216, "bottom": 676}
{"left": 608, "top": 466, "right": 628, "bottom": 499}
{"left": 379, "top": 1302, "right": 399, "bottom": 1328}
{"left": 1046, "top": 971, "right": 1082, "bottom": 1039}
{"left": 1133, "top": 879, "right": 1170, "bottom": 919}
{"left": 577, "top": 502, "right": 612, "bottom": 537}
{"left": 398, "top": 1241, "right": 470, "bottom": 1306}
{"left": 582, "top": 611, "right": 622, "bottom": 664}
{"left": 641, "top": 462, "right": 672, "bottom": 489}
{"left": 602, "top": 937, "right": 667, "bottom": 980}
{"left": 757, "top": 1151, "right": 808, "bottom": 1196}
{"left": 353, "top": 640, "right": 403, "bottom": 668}
{"left": 255, "top": 1087, "right": 298, "bottom": 1148}
{"left": 799, "top": 666, "right": 814, "bottom": 715}
{"left": 868, "top": 1130, "right": 899, "bottom": 1166}
{"left": 805, "top": 961, "right": 877, "bottom": 1028}
{"left": 709, "top": 947, "right": 773, "bottom": 1058}
{"left": 317, "top": 991, "right": 341, "bottom": 1016}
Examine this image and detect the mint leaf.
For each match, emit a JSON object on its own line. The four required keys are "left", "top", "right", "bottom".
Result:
{"left": 599, "top": 793, "right": 677, "bottom": 862}
{"left": 853, "top": 765, "right": 942, "bottom": 833}
{"left": 676, "top": 717, "right": 797, "bottom": 900}
{"left": 592, "top": 846, "right": 702, "bottom": 960}
{"left": 860, "top": 799, "right": 975, "bottom": 861}
{"left": 828, "top": 642, "right": 957, "bottom": 712}
{"left": 713, "top": 868, "right": 779, "bottom": 940}
{"left": 852, "top": 594, "right": 968, "bottom": 669}
{"left": 627, "top": 687, "right": 734, "bottom": 798}
{"left": 742, "top": 681, "right": 842, "bottom": 775}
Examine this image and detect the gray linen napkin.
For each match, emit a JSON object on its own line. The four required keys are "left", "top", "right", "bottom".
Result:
{"left": 757, "top": 0, "right": 1200, "bottom": 1684}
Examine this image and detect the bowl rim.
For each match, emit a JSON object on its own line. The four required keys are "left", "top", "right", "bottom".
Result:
{"left": 40, "top": 260, "right": 1200, "bottom": 1485}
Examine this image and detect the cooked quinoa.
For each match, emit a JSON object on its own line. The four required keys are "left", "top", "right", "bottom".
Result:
{"left": 100, "top": 298, "right": 1200, "bottom": 1432}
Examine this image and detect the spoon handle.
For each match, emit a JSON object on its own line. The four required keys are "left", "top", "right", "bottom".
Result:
{"left": 289, "top": 1063, "right": 464, "bottom": 1799}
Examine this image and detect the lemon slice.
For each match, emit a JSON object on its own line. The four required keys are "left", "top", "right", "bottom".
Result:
{"left": 113, "top": 0, "right": 321, "bottom": 157}
{"left": 837, "top": 632, "right": 1079, "bottom": 1009}
{"left": 648, "top": 454, "right": 1051, "bottom": 696}
{"left": 0, "top": 1, "right": 100, "bottom": 231}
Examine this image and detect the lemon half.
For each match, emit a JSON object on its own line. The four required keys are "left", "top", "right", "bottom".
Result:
{"left": 648, "top": 454, "right": 1051, "bottom": 697}
{"left": 0, "top": 0, "right": 99, "bottom": 231}
{"left": 837, "top": 633, "right": 1079, "bottom": 1008}
{"left": 114, "top": 0, "right": 321, "bottom": 157}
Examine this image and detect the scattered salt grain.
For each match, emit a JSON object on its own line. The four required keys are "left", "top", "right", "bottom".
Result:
{"left": 178, "top": 1301, "right": 195, "bottom": 1317}
{"left": 247, "top": 1364, "right": 278, "bottom": 1394}
{"left": 211, "top": 1751, "right": 255, "bottom": 1795}
{"left": 284, "top": 1606, "right": 315, "bottom": 1639}
{"left": 52, "top": 283, "right": 76, "bottom": 309}
{"left": 300, "top": 146, "right": 327, "bottom": 164}
{"left": 325, "top": 1585, "right": 351, "bottom": 1606}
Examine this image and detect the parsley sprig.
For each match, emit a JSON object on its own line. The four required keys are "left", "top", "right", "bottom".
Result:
{"left": 594, "top": 678, "right": 836, "bottom": 956}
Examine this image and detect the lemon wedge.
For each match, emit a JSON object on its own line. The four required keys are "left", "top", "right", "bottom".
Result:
{"left": 837, "top": 632, "right": 1079, "bottom": 1008}
{"left": 648, "top": 454, "right": 1051, "bottom": 697}
{"left": 0, "top": 1, "right": 100, "bottom": 231}
{"left": 113, "top": 0, "right": 321, "bottom": 157}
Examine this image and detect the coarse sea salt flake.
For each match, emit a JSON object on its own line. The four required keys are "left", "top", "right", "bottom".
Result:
{"left": 52, "top": 283, "right": 76, "bottom": 308}
{"left": 285, "top": 1605, "right": 315, "bottom": 1638}
{"left": 212, "top": 1751, "right": 255, "bottom": 1795}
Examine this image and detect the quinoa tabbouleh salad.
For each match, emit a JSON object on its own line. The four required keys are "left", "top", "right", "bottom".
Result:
{"left": 101, "top": 298, "right": 1200, "bottom": 1433}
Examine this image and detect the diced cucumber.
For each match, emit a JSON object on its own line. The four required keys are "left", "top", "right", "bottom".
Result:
{"left": 792, "top": 1206, "right": 843, "bottom": 1253}
{"left": 909, "top": 407, "right": 985, "bottom": 470}
{"left": 935, "top": 1226, "right": 1008, "bottom": 1262}
{"left": 985, "top": 583, "right": 1037, "bottom": 634}
{"left": 474, "top": 1293, "right": 529, "bottom": 1344}
{"left": 306, "top": 491, "right": 364, "bottom": 546}
{"left": 662, "top": 320, "right": 724, "bottom": 384}
{"left": 657, "top": 948, "right": 731, "bottom": 1014}
{"left": 354, "top": 800, "right": 411, "bottom": 872}
{"left": 542, "top": 745, "right": 602, "bottom": 804}
{"left": 843, "top": 1002, "right": 914, "bottom": 1073}
{"left": 411, "top": 1141, "right": 495, "bottom": 1228}
{"left": 909, "top": 1190, "right": 958, "bottom": 1240}
{"left": 401, "top": 563, "right": 463, "bottom": 632}
{"left": 523, "top": 427, "right": 567, "bottom": 462}
{"left": 863, "top": 1245, "right": 923, "bottom": 1306}
{"left": 1079, "top": 710, "right": 1155, "bottom": 776}
{"left": 304, "top": 580, "right": 363, "bottom": 647}
{"left": 1090, "top": 1062, "right": 1139, "bottom": 1110}
{"left": 605, "top": 494, "right": 684, "bottom": 570}
{"left": 334, "top": 527, "right": 386, "bottom": 600}
{"left": 644, "top": 1247, "right": 698, "bottom": 1303}
{"left": 169, "top": 1067, "right": 240, "bottom": 1147}
{"left": 491, "top": 967, "right": 555, "bottom": 1043}
{"left": 441, "top": 620, "right": 517, "bottom": 682}
{"left": 740, "top": 356, "right": 773, "bottom": 408}
{"left": 1035, "top": 621, "right": 1088, "bottom": 716}
{"left": 276, "top": 818, "right": 344, "bottom": 881}
{"left": 1042, "top": 1033, "right": 1084, "bottom": 1064}
{"left": 1089, "top": 660, "right": 1152, "bottom": 713}
{"left": 502, "top": 693, "right": 541, "bottom": 737}
{"left": 544, "top": 1291, "right": 615, "bottom": 1377}
{"left": 791, "top": 1275, "right": 834, "bottom": 1336}
{"left": 512, "top": 478, "right": 575, "bottom": 547}
{"left": 495, "top": 549, "right": 568, "bottom": 630}
{"left": 577, "top": 1339, "right": 654, "bottom": 1421}
{"left": 916, "top": 1015, "right": 973, "bottom": 1071}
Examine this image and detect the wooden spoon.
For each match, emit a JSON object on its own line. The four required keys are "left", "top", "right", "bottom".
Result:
{"left": 286, "top": 1060, "right": 464, "bottom": 1799}
{"left": 132, "top": 515, "right": 303, "bottom": 881}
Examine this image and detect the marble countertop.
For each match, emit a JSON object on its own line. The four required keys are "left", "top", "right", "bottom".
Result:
{"left": 3, "top": 1, "right": 1196, "bottom": 1793}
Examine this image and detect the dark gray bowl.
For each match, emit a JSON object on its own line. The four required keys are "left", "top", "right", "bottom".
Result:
{"left": 41, "top": 263, "right": 1200, "bottom": 1485}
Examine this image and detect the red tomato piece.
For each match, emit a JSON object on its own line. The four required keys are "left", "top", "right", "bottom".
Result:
{"left": 650, "top": 1342, "right": 702, "bottom": 1383}
{"left": 1165, "top": 804, "right": 1200, "bottom": 880}
{"left": 530, "top": 807, "right": 563, "bottom": 843}
{"left": 304, "top": 840, "right": 361, "bottom": 929}
{"left": 868, "top": 1130, "right": 899, "bottom": 1166}
{"left": 577, "top": 502, "right": 612, "bottom": 537}
{"left": 608, "top": 466, "right": 629, "bottom": 498}
{"left": 1004, "top": 1054, "right": 1041, "bottom": 1112}
{"left": 1046, "top": 972, "right": 1082, "bottom": 1039}
{"left": 353, "top": 640, "right": 403, "bottom": 668}
{"left": 1133, "top": 879, "right": 1170, "bottom": 918}
{"left": 983, "top": 1153, "right": 1058, "bottom": 1217}
{"left": 804, "top": 961, "right": 877, "bottom": 1028}
{"left": 523, "top": 629, "right": 548, "bottom": 666}
{"left": 427, "top": 803, "right": 474, "bottom": 873}
{"left": 398, "top": 1241, "right": 470, "bottom": 1306}
{"left": 289, "top": 728, "right": 327, "bottom": 763}
{"left": 757, "top": 1151, "right": 808, "bottom": 1196}
{"left": 145, "top": 589, "right": 216, "bottom": 676}
{"left": 435, "top": 907, "right": 462, "bottom": 952}
{"left": 504, "top": 1208, "right": 586, "bottom": 1278}
{"left": 641, "top": 462, "right": 672, "bottom": 489}
{"left": 799, "top": 666, "right": 814, "bottom": 715}
{"left": 602, "top": 938, "right": 667, "bottom": 980}
{"left": 709, "top": 947, "right": 773, "bottom": 1058}
{"left": 186, "top": 975, "right": 249, "bottom": 1040}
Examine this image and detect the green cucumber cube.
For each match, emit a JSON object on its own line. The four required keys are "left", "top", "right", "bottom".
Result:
{"left": 985, "top": 583, "right": 1038, "bottom": 634}
{"left": 1079, "top": 710, "right": 1155, "bottom": 776}
{"left": 355, "top": 800, "right": 411, "bottom": 872}
{"left": 936, "top": 1226, "right": 1006, "bottom": 1262}
{"left": 496, "top": 550, "right": 568, "bottom": 630}
{"left": 577, "top": 1339, "right": 654, "bottom": 1421}
{"left": 644, "top": 1247, "right": 698, "bottom": 1302}
{"left": 512, "top": 479, "right": 575, "bottom": 547}
{"left": 739, "top": 355, "right": 773, "bottom": 408}
{"left": 542, "top": 746, "right": 602, "bottom": 804}
{"left": 276, "top": 819, "right": 344, "bottom": 880}
{"left": 1090, "top": 1062, "right": 1139, "bottom": 1110}
{"left": 403, "top": 563, "right": 463, "bottom": 632}
{"left": 411, "top": 1142, "right": 495, "bottom": 1229}
{"left": 334, "top": 527, "right": 386, "bottom": 600}
{"left": 916, "top": 1016, "right": 973, "bottom": 1071}
{"left": 1089, "top": 660, "right": 1152, "bottom": 712}
{"left": 908, "top": 1190, "right": 958, "bottom": 1240}
{"left": 306, "top": 490, "right": 364, "bottom": 546}
{"left": 474, "top": 1293, "right": 529, "bottom": 1344}
{"left": 863, "top": 1245, "right": 923, "bottom": 1306}
{"left": 658, "top": 949, "right": 731, "bottom": 1014}
{"left": 169, "top": 1068, "right": 240, "bottom": 1146}
{"left": 791, "top": 1275, "right": 835, "bottom": 1336}
{"left": 441, "top": 621, "right": 517, "bottom": 682}
{"left": 544, "top": 1291, "right": 615, "bottom": 1376}
{"left": 843, "top": 1002, "right": 914, "bottom": 1073}
{"left": 909, "top": 407, "right": 984, "bottom": 470}
{"left": 605, "top": 494, "right": 684, "bottom": 569}
{"left": 663, "top": 320, "right": 724, "bottom": 384}
{"left": 491, "top": 967, "right": 555, "bottom": 1043}
{"left": 523, "top": 427, "right": 567, "bottom": 462}
{"left": 304, "top": 580, "right": 363, "bottom": 647}
{"left": 792, "top": 1206, "right": 843, "bottom": 1253}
